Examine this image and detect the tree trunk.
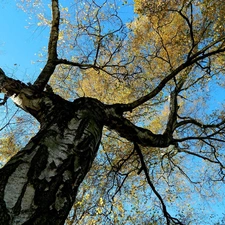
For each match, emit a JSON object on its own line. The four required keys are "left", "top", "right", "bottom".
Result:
{"left": 0, "top": 96, "right": 104, "bottom": 225}
{"left": 0, "top": 70, "right": 173, "bottom": 224}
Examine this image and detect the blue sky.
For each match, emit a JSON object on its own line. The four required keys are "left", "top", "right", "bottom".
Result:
{"left": 0, "top": 1, "right": 47, "bottom": 83}
{"left": 0, "top": 1, "right": 133, "bottom": 83}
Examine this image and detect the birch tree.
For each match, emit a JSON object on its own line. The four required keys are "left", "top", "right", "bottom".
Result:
{"left": 0, "top": 0, "right": 225, "bottom": 224}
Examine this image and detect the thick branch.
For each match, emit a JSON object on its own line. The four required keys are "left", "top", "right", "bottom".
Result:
{"left": 104, "top": 106, "right": 173, "bottom": 147}
{"left": 56, "top": 59, "right": 99, "bottom": 69}
{"left": 176, "top": 4, "right": 196, "bottom": 58}
{"left": 175, "top": 117, "right": 225, "bottom": 129}
{"left": 174, "top": 130, "right": 225, "bottom": 143}
{"left": 134, "top": 143, "right": 184, "bottom": 225}
{"left": 33, "top": 0, "right": 60, "bottom": 91}
{"left": 115, "top": 37, "right": 225, "bottom": 113}
{"left": 174, "top": 116, "right": 225, "bottom": 144}
{"left": 164, "top": 79, "right": 185, "bottom": 136}
{"left": 0, "top": 69, "right": 28, "bottom": 97}
{"left": 0, "top": 68, "right": 43, "bottom": 117}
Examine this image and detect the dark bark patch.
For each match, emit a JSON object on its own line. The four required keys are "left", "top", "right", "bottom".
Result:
{"left": 33, "top": 174, "right": 62, "bottom": 207}
{"left": 27, "top": 145, "right": 49, "bottom": 180}
{"left": 0, "top": 201, "right": 10, "bottom": 224}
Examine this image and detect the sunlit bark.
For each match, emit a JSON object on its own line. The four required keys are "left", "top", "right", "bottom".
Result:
{"left": 0, "top": 90, "right": 104, "bottom": 224}
{"left": 0, "top": 71, "right": 172, "bottom": 224}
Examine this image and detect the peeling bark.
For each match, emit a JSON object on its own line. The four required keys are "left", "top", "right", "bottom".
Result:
{"left": 0, "top": 69, "right": 177, "bottom": 224}
{"left": 0, "top": 93, "right": 105, "bottom": 225}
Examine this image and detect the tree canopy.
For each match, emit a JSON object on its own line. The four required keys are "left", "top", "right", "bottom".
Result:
{"left": 1, "top": 0, "right": 225, "bottom": 224}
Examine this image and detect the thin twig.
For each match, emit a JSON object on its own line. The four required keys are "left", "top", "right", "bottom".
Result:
{"left": 134, "top": 142, "right": 184, "bottom": 225}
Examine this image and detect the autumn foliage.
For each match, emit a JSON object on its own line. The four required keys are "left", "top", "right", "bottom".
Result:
{"left": 1, "top": 0, "right": 225, "bottom": 224}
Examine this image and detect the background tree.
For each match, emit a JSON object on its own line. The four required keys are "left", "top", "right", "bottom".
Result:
{"left": 0, "top": 0, "right": 225, "bottom": 224}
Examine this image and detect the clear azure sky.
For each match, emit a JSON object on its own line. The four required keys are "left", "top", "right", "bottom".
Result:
{"left": 0, "top": 1, "right": 48, "bottom": 83}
